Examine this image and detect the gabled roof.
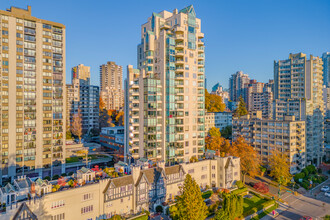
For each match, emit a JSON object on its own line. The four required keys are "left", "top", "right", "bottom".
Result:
{"left": 35, "top": 178, "right": 49, "bottom": 186}
{"left": 225, "top": 157, "right": 234, "bottom": 169}
{"left": 15, "top": 177, "right": 31, "bottom": 189}
{"left": 164, "top": 165, "right": 184, "bottom": 176}
{"left": 103, "top": 176, "right": 134, "bottom": 193}
{"left": 78, "top": 167, "right": 92, "bottom": 174}
{"left": 135, "top": 167, "right": 166, "bottom": 187}
{"left": 3, "top": 183, "right": 16, "bottom": 193}
{"left": 13, "top": 202, "right": 37, "bottom": 220}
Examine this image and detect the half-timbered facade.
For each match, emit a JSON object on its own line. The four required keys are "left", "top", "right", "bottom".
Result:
{"left": 2, "top": 156, "right": 240, "bottom": 220}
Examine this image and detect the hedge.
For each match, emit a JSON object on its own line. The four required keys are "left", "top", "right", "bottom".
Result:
{"left": 251, "top": 203, "right": 279, "bottom": 220}
{"left": 244, "top": 200, "right": 275, "bottom": 217}
{"left": 231, "top": 187, "right": 248, "bottom": 195}
{"left": 202, "top": 190, "right": 213, "bottom": 199}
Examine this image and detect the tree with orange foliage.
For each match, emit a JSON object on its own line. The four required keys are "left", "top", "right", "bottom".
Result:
{"left": 230, "top": 136, "right": 260, "bottom": 182}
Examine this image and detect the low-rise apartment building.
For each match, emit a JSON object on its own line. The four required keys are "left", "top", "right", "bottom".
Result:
{"left": 100, "top": 127, "right": 124, "bottom": 156}
{"left": 205, "top": 111, "right": 232, "bottom": 133}
{"left": 1, "top": 156, "right": 240, "bottom": 219}
{"left": 232, "top": 111, "right": 305, "bottom": 174}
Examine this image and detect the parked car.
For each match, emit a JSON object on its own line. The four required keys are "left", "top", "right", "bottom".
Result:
{"left": 325, "top": 191, "right": 330, "bottom": 197}
{"left": 321, "top": 186, "right": 330, "bottom": 192}
{"left": 300, "top": 216, "right": 313, "bottom": 220}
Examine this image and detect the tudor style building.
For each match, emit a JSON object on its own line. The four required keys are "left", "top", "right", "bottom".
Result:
{"left": 2, "top": 156, "right": 240, "bottom": 220}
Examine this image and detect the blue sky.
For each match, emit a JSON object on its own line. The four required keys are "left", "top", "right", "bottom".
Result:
{"left": 1, "top": 0, "right": 329, "bottom": 90}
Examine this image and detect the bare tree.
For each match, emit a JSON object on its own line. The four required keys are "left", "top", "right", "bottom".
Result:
{"left": 71, "top": 109, "right": 82, "bottom": 143}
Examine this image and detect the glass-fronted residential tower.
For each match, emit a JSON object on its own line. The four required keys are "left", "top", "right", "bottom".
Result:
{"left": 125, "top": 5, "right": 205, "bottom": 164}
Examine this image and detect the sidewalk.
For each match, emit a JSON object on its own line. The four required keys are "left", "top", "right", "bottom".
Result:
{"left": 260, "top": 203, "right": 288, "bottom": 220}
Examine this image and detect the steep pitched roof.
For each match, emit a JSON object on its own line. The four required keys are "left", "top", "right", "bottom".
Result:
{"left": 135, "top": 167, "right": 166, "bottom": 186}
{"left": 103, "top": 176, "right": 134, "bottom": 193}
{"left": 13, "top": 202, "right": 37, "bottom": 220}
{"left": 165, "top": 165, "right": 182, "bottom": 175}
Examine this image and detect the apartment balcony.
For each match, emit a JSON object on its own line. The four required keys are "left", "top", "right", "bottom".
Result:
{"left": 175, "top": 58, "right": 184, "bottom": 65}
{"left": 197, "top": 32, "right": 204, "bottom": 39}
{"left": 175, "top": 42, "right": 184, "bottom": 49}
{"left": 175, "top": 50, "right": 184, "bottom": 57}
{"left": 198, "top": 46, "right": 204, "bottom": 53}
{"left": 198, "top": 40, "right": 204, "bottom": 46}
{"left": 198, "top": 54, "right": 205, "bottom": 60}
{"left": 174, "top": 26, "right": 184, "bottom": 33}
{"left": 160, "top": 22, "right": 171, "bottom": 30}
{"left": 175, "top": 34, "right": 184, "bottom": 41}
{"left": 175, "top": 66, "right": 184, "bottom": 74}
{"left": 198, "top": 61, "right": 204, "bottom": 67}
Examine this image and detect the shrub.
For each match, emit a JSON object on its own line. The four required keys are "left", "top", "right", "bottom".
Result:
{"left": 302, "top": 168, "right": 309, "bottom": 177}
{"left": 52, "top": 175, "right": 60, "bottom": 180}
{"left": 318, "top": 168, "right": 322, "bottom": 174}
{"left": 68, "top": 171, "right": 74, "bottom": 176}
{"left": 231, "top": 187, "right": 248, "bottom": 195}
{"left": 253, "top": 182, "right": 269, "bottom": 194}
{"left": 236, "top": 180, "right": 244, "bottom": 189}
{"left": 306, "top": 165, "right": 316, "bottom": 174}
{"left": 202, "top": 190, "right": 213, "bottom": 199}
{"left": 109, "top": 215, "right": 123, "bottom": 220}
{"left": 156, "top": 205, "right": 163, "bottom": 213}
{"left": 208, "top": 203, "right": 218, "bottom": 214}
{"left": 294, "top": 172, "right": 305, "bottom": 182}
{"left": 61, "top": 173, "right": 66, "bottom": 177}
{"left": 43, "top": 176, "right": 51, "bottom": 181}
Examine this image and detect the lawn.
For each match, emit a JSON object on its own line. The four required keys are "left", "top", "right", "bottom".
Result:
{"left": 66, "top": 154, "right": 110, "bottom": 163}
{"left": 243, "top": 195, "right": 268, "bottom": 215}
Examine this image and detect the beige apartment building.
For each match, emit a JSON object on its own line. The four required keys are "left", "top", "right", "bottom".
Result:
{"left": 1, "top": 156, "right": 240, "bottom": 219}
{"left": 274, "top": 53, "right": 324, "bottom": 165}
{"left": 100, "top": 61, "right": 124, "bottom": 110}
{"left": 233, "top": 111, "right": 305, "bottom": 174}
{"left": 124, "top": 5, "right": 205, "bottom": 164}
{"left": 0, "top": 6, "right": 66, "bottom": 182}
{"left": 205, "top": 111, "right": 232, "bottom": 133}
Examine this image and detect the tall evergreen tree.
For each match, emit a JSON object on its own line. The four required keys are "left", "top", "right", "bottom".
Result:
{"left": 235, "top": 95, "right": 248, "bottom": 117}
{"left": 175, "top": 174, "right": 208, "bottom": 220}
{"left": 214, "top": 193, "right": 243, "bottom": 220}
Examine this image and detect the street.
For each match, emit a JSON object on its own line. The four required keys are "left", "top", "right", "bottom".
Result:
{"left": 258, "top": 176, "right": 330, "bottom": 220}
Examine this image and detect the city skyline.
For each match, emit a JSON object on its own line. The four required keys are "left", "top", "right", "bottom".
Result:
{"left": 0, "top": 0, "right": 329, "bottom": 90}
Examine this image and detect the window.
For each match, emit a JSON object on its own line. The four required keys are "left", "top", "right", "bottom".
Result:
{"left": 51, "top": 200, "right": 65, "bottom": 209}
{"left": 201, "top": 175, "right": 207, "bottom": 179}
{"left": 83, "top": 193, "right": 93, "bottom": 201}
{"left": 212, "top": 165, "right": 216, "bottom": 170}
{"left": 81, "top": 205, "right": 93, "bottom": 214}
{"left": 51, "top": 213, "right": 65, "bottom": 220}
{"left": 202, "top": 166, "right": 207, "bottom": 171}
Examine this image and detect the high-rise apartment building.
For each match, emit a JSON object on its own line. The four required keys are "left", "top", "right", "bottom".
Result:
{"left": 67, "top": 64, "right": 99, "bottom": 134}
{"left": 322, "top": 52, "right": 330, "bottom": 87}
{"left": 323, "top": 85, "right": 330, "bottom": 119}
{"left": 100, "top": 61, "right": 123, "bottom": 110}
{"left": 0, "top": 6, "right": 66, "bottom": 181}
{"left": 125, "top": 5, "right": 205, "bottom": 164}
{"left": 205, "top": 111, "right": 232, "bottom": 133}
{"left": 229, "top": 71, "right": 250, "bottom": 103}
{"left": 274, "top": 53, "right": 324, "bottom": 165}
{"left": 233, "top": 111, "right": 305, "bottom": 174}
{"left": 245, "top": 80, "right": 273, "bottom": 119}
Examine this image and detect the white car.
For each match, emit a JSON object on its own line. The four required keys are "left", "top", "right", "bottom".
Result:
{"left": 321, "top": 186, "right": 330, "bottom": 192}
{"left": 325, "top": 191, "right": 330, "bottom": 197}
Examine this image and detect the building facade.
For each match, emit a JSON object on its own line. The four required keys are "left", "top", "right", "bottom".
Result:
{"left": 274, "top": 53, "right": 324, "bottom": 165}
{"left": 125, "top": 6, "right": 206, "bottom": 164}
{"left": 0, "top": 6, "right": 66, "bottom": 182}
{"left": 100, "top": 127, "right": 124, "bottom": 157}
{"left": 205, "top": 111, "right": 232, "bottom": 133}
{"left": 1, "top": 156, "right": 240, "bottom": 220}
{"left": 323, "top": 86, "right": 330, "bottom": 119}
{"left": 67, "top": 64, "right": 99, "bottom": 134}
{"left": 229, "top": 71, "right": 250, "bottom": 103}
{"left": 233, "top": 111, "right": 305, "bottom": 174}
{"left": 322, "top": 52, "right": 330, "bottom": 87}
{"left": 100, "top": 61, "right": 124, "bottom": 110}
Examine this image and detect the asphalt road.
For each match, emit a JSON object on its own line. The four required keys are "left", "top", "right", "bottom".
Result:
{"left": 244, "top": 175, "right": 330, "bottom": 219}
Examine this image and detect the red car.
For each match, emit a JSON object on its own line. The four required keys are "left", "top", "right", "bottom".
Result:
{"left": 300, "top": 216, "right": 313, "bottom": 220}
